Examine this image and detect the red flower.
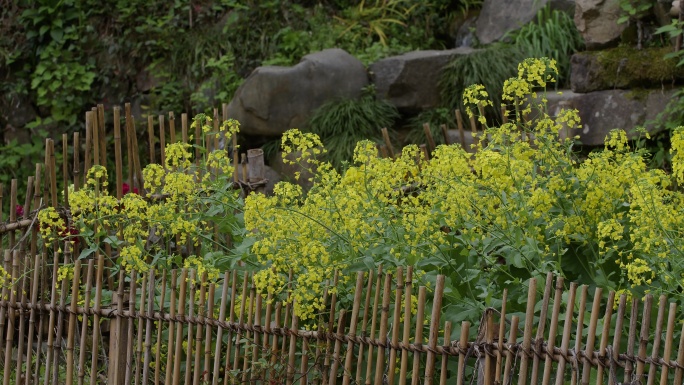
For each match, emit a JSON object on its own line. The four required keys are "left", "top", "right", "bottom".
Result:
{"left": 122, "top": 183, "right": 139, "bottom": 195}
{"left": 15, "top": 204, "right": 24, "bottom": 218}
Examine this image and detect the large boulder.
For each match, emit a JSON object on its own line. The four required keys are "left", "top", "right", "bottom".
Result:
{"left": 574, "top": 0, "right": 629, "bottom": 49}
{"left": 545, "top": 88, "right": 677, "bottom": 146}
{"left": 475, "top": 0, "right": 575, "bottom": 45}
{"left": 369, "top": 48, "right": 475, "bottom": 113}
{"left": 226, "top": 49, "right": 368, "bottom": 137}
{"left": 570, "top": 47, "right": 684, "bottom": 93}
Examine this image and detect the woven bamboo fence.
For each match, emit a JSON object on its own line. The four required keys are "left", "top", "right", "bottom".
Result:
{"left": 0, "top": 104, "right": 683, "bottom": 385}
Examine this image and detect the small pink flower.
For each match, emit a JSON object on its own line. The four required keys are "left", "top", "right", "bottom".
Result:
{"left": 15, "top": 204, "right": 24, "bottom": 218}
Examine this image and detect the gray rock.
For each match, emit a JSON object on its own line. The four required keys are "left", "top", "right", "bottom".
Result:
{"left": 475, "top": 0, "right": 575, "bottom": 45}
{"left": 574, "top": 0, "right": 628, "bottom": 49}
{"left": 0, "top": 95, "right": 37, "bottom": 135}
{"left": 545, "top": 88, "right": 677, "bottom": 146}
{"left": 226, "top": 49, "right": 368, "bottom": 137}
{"left": 370, "top": 48, "right": 475, "bottom": 112}
{"left": 570, "top": 47, "right": 684, "bottom": 93}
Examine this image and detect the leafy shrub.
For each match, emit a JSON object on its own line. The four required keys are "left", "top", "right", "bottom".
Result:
{"left": 242, "top": 58, "right": 684, "bottom": 323}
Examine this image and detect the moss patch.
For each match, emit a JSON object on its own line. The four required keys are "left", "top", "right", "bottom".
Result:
{"left": 593, "top": 46, "right": 684, "bottom": 88}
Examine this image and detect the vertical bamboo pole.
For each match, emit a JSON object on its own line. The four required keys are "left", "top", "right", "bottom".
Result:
{"left": 646, "top": 296, "right": 667, "bottom": 385}
{"left": 517, "top": 278, "right": 538, "bottom": 385}
{"left": 194, "top": 113, "right": 201, "bottom": 166}
{"left": 440, "top": 124, "right": 449, "bottom": 145}
{"left": 355, "top": 269, "right": 375, "bottom": 385}
{"left": 26, "top": 252, "right": 42, "bottom": 385}
{"left": 673, "top": 319, "right": 684, "bottom": 385}
{"left": 501, "top": 105, "right": 508, "bottom": 124}
{"left": 3, "top": 251, "right": 20, "bottom": 385}
{"left": 114, "top": 107, "right": 124, "bottom": 198}
{"left": 609, "top": 295, "right": 627, "bottom": 385}
{"left": 0, "top": 249, "right": 10, "bottom": 359}
{"left": 165, "top": 271, "right": 178, "bottom": 385}
{"left": 381, "top": 128, "right": 395, "bottom": 159}
{"left": 159, "top": 115, "right": 166, "bottom": 167}
{"left": 581, "top": 288, "right": 603, "bottom": 385}
{"left": 65, "top": 260, "right": 81, "bottom": 385}
{"left": 456, "top": 321, "right": 470, "bottom": 385}
{"left": 172, "top": 269, "right": 189, "bottom": 385}
{"left": 249, "top": 286, "right": 262, "bottom": 384}
{"left": 387, "top": 268, "right": 404, "bottom": 385}
{"left": 285, "top": 301, "right": 299, "bottom": 385}
{"left": 51, "top": 250, "right": 70, "bottom": 385}
{"left": 134, "top": 273, "right": 148, "bottom": 385}
{"left": 154, "top": 272, "right": 167, "bottom": 385}
{"left": 185, "top": 271, "right": 197, "bottom": 385}
{"left": 410, "top": 286, "right": 427, "bottom": 385}
{"left": 269, "top": 302, "right": 282, "bottom": 379}
{"left": 455, "top": 109, "right": 466, "bottom": 149}
{"left": 88, "top": 256, "right": 104, "bottom": 385}
{"left": 571, "top": 286, "right": 588, "bottom": 385}
{"left": 204, "top": 283, "right": 216, "bottom": 383}
{"left": 124, "top": 271, "right": 138, "bottom": 385}
{"left": 542, "top": 277, "right": 564, "bottom": 385}
{"left": 224, "top": 270, "right": 239, "bottom": 385}
{"left": 169, "top": 112, "right": 176, "bottom": 144}
{"left": 108, "top": 270, "right": 127, "bottom": 385}
{"left": 328, "top": 310, "right": 347, "bottom": 385}
{"left": 84, "top": 113, "right": 92, "bottom": 179}
{"left": 659, "top": 302, "right": 676, "bottom": 385}
{"left": 97, "top": 104, "right": 106, "bottom": 166}
{"left": 181, "top": 113, "right": 189, "bottom": 145}
{"left": 424, "top": 275, "right": 445, "bottom": 385}
{"left": 142, "top": 270, "right": 156, "bottom": 385}
{"left": 439, "top": 322, "right": 452, "bottom": 385}
{"left": 365, "top": 268, "right": 384, "bottom": 385}
{"left": 148, "top": 115, "right": 156, "bottom": 164}
{"left": 624, "top": 298, "right": 639, "bottom": 384}
{"left": 322, "top": 272, "right": 340, "bottom": 385}
{"left": 33, "top": 249, "right": 48, "bottom": 385}
{"left": 531, "top": 272, "right": 553, "bottom": 385}
{"left": 194, "top": 273, "right": 208, "bottom": 385}
{"left": 423, "top": 123, "right": 436, "bottom": 154}
{"left": 636, "top": 295, "right": 654, "bottom": 380}
{"left": 73, "top": 132, "right": 80, "bottom": 192}
{"left": 232, "top": 273, "right": 250, "bottom": 384}
{"left": 502, "top": 317, "right": 519, "bottom": 385}
{"left": 495, "top": 289, "right": 508, "bottom": 385}
{"left": 213, "top": 272, "right": 231, "bottom": 385}
{"left": 91, "top": 110, "right": 100, "bottom": 167}
{"left": 343, "top": 272, "right": 365, "bottom": 385}
{"left": 241, "top": 282, "right": 254, "bottom": 384}
{"left": 595, "top": 291, "right": 615, "bottom": 385}
{"left": 373, "top": 273, "right": 393, "bottom": 385}
{"left": 555, "top": 282, "right": 577, "bottom": 385}
{"left": 62, "top": 134, "right": 69, "bottom": 208}
{"left": 263, "top": 292, "right": 274, "bottom": 384}
{"left": 8, "top": 180, "right": 17, "bottom": 249}
{"left": 77, "top": 260, "right": 95, "bottom": 385}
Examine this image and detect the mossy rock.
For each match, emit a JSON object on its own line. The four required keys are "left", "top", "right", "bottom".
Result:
{"left": 570, "top": 46, "right": 684, "bottom": 93}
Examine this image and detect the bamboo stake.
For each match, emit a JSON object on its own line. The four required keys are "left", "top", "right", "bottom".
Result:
{"left": 91, "top": 109, "right": 100, "bottom": 167}
{"left": 0, "top": 250, "right": 9, "bottom": 359}
{"left": 130, "top": 119, "right": 144, "bottom": 193}
{"left": 232, "top": 273, "right": 250, "bottom": 384}
{"left": 495, "top": 289, "right": 508, "bottom": 385}
{"left": 124, "top": 271, "right": 138, "bottom": 385}
{"left": 26, "top": 252, "right": 42, "bottom": 385}
{"left": 424, "top": 275, "right": 445, "bottom": 385}
{"left": 88, "top": 256, "right": 104, "bottom": 385}
{"left": 673, "top": 318, "right": 684, "bottom": 385}
{"left": 285, "top": 300, "right": 299, "bottom": 385}
{"left": 423, "top": 123, "right": 436, "bottom": 154}
{"left": 269, "top": 302, "right": 282, "bottom": 378}
{"left": 329, "top": 310, "right": 347, "bottom": 385}
{"left": 398, "top": 267, "right": 413, "bottom": 385}
{"left": 77, "top": 260, "right": 95, "bottom": 385}
{"left": 114, "top": 106, "right": 123, "bottom": 198}
{"left": 172, "top": 269, "right": 188, "bottom": 385}
{"left": 84, "top": 113, "right": 92, "bottom": 179}
{"left": 365, "top": 268, "right": 384, "bottom": 385}
{"left": 194, "top": 113, "right": 201, "bottom": 166}
{"left": 440, "top": 124, "right": 449, "bottom": 145}
{"left": 97, "top": 104, "right": 106, "bottom": 166}
{"left": 355, "top": 269, "right": 375, "bottom": 385}
{"left": 3, "top": 250, "right": 20, "bottom": 385}
{"left": 142, "top": 270, "right": 156, "bottom": 385}
{"left": 457, "top": 321, "right": 470, "bottom": 385}
{"left": 542, "top": 277, "right": 564, "bottom": 385}
{"left": 502, "top": 317, "right": 519, "bottom": 385}
{"left": 517, "top": 278, "right": 537, "bottom": 385}
{"left": 159, "top": 114, "right": 166, "bottom": 167}
{"left": 439, "top": 321, "right": 452, "bottom": 385}
{"left": 73, "top": 132, "right": 80, "bottom": 191}
{"left": 624, "top": 298, "right": 639, "bottom": 384}
{"left": 62, "top": 134, "right": 69, "bottom": 208}
{"left": 636, "top": 295, "right": 654, "bottom": 380}
{"left": 263, "top": 291, "right": 274, "bottom": 384}
{"left": 387, "top": 268, "right": 404, "bottom": 385}
{"left": 194, "top": 273, "right": 208, "bottom": 385}
{"left": 8, "top": 180, "right": 17, "bottom": 249}
{"left": 204, "top": 283, "right": 216, "bottom": 383}
{"left": 555, "top": 282, "right": 577, "bottom": 385}
{"left": 134, "top": 273, "right": 148, "bottom": 385}
{"left": 51, "top": 250, "right": 70, "bottom": 385}
{"left": 381, "top": 128, "right": 395, "bottom": 159}
{"left": 659, "top": 302, "right": 676, "bottom": 385}
{"left": 455, "top": 109, "right": 466, "bottom": 149}
{"left": 647, "top": 296, "right": 667, "bottom": 385}
{"left": 182, "top": 113, "right": 189, "bottom": 145}
{"left": 410, "top": 286, "right": 427, "bottom": 385}
{"left": 33, "top": 249, "right": 48, "bottom": 385}
{"left": 374, "top": 273, "right": 393, "bottom": 385}
{"left": 185, "top": 270, "right": 197, "bottom": 385}
{"left": 501, "top": 105, "right": 508, "bottom": 124}
{"left": 595, "top": 291, "right": 615, "bottom": 385}
{"left": 224, "top": 270, "right": 239, "bottom": 385}
{"left": 154, "top": 272, "right": 167, "bottom": 385}
{"left": 169, "top": 112, "right": 176, "bottom": 144}
{"left": 65, "top": 260, "right": 81, "bottom": 385}
{"left": 571, "top": 286, "right": 588, "bottom": 385}
{"left": 581, "top": 288, "right": 604, "bottom": 385}
{"left": 343, "top": 271, "right": 365, "bottom": 385}
{"left": 48, "top": 139, "right": 58, "bottom": 209}
{"left": 608, "top": 294, "right": 627, "bottom": 385}
{"left": 165, "top": 270, "right": 178, "bottom": 385}
{"left": 248, "top": 286, "right": 262, "bottom": 384}
{"left": 148, "top": 115, "right": 156, "bottom": 164}
{"left": 531, "top": 272, "right": 553, "bottom": 385}
{"left": 125, "top": 104, "right": 134, "bottom": 189}
{"left": 213, "top": 272, "right": 231, "bottom": 385}
{"left": 322, "top": 271, "right": 340, "bottom": 385}
{"left": 484, "top": 309, "right": 494, "bottom": 385}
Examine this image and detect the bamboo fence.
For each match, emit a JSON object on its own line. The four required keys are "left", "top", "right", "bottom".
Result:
{"left": 0, "top": 105, "right": 682, "bottom": 385}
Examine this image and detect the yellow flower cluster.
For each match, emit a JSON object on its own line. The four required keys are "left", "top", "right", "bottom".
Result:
{"left": 462, "top": 84, "right": 492, "bottom": 124}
